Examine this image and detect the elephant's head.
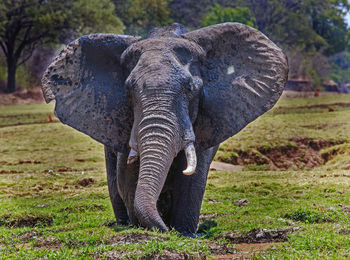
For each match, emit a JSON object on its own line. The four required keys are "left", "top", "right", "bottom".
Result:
{"left": 42, "top": 23, "right": 288, "bottom": 232}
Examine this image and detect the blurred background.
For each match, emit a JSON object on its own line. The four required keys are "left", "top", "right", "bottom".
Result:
{"left": 0, "top": 0, "right": 349, "bottom": 96}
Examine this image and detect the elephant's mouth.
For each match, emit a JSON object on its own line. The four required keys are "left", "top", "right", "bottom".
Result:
{"left": 127, "top": 148, "right": 138, "bottom": 165}
{"left": 127, "top": 141, "right": 197, "bottom": 175}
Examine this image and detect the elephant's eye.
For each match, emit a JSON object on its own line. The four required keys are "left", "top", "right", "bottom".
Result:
{"left": 193, "top": 77, "right": 203, "bottom": 88}
{"left": 184, "top": 80, "right": 194, "bottom": 93}
{"left": 174, "top": 47, "right": 191, "bottom": 65}
{"left": 125, "top": 78, "right": 132, "bottom": 89}
{"left": 184, "top": 76, "right": 202, "bottom": 94}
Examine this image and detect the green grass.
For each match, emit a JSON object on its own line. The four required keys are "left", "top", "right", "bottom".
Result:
{"left": 216, "top": 94, "right": 350, "bottom": 171}
{"left": 220, "top": 95, "right": 350, "bottom": 150}
{"left": 0, "top": 94, "right": 350, "bottom": 258}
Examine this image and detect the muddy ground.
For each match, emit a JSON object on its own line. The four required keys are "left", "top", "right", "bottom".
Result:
{"left": 216, "top": 137, "right": 347, "bottom": 170}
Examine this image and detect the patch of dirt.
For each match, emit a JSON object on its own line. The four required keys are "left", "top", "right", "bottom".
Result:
{"left": 17, "top": 231, "right": 43, "bottom": 242}
{"left": 98, "top": 231, "right": 281, "bottom": 259}
{"left": 217, "top": 137, "right": 347, "bottom": 170}
{"left": 223, "top": 227, "right": 300, "bottom": 244}
{"left": 0, "top": 112, "right": 59, "bottom": 128}
{"left": 62, "top": 204, "right": 105, "bottom": 213}
{"left": 210, "top": 161, "right": 243, "bottom": 172}
{"left": 234, "top": 198, "right": 250, "bottom": 206}
{"left": 42, "top": 167, "right": 96, "bottom": 174}
{"left": 153, "top": 251, "right": 203, "bottom": 260}
{"left": 0, "top": 120, "right": 59, "bottom": 128}
{"left": 0, "top": 88, "right": 45, "bottom": 105}
{"left": 34, "top": 235, "right": 62, "bottom": 249}
{"left": 36, "top": 204, "right": 50, "bottom": 208}
{"left": 102, "top": 220, "right": 117, "bottom": 227}
{"left": 298, "top": 102, "right": 350, "bottom": 109}
{"left": 0, "top": 170, "right": 24, "bottom": 174}
{"left": 273, "top": 102, "right": 350, "bottom": 114}
{"left": 74, "top": 158, "right": 86, "bottom": 162}
{"left": 281, "top": 90, "right": 339, "bottom": 98}
{"left": 18, "top": 160, "right": 41, "bottom": 164}
{"left": 301, "top": 123, "right": 347, "bottom": 130}
{"left": 109, "top": 233, "right": 168, "bottom": 246}
{"left": 103, "top": 250, "right": 203, "bottom": 260}
{"left": 338, "top": 228, "right": 350, "bottom": 235}
{"left": 199, "top": 213, "right": 231, "bottom": 223}
{"left": 207, "top": 198, "right": 221, "bottom": 204}
{"left": 17, "top": 231, "right": 62, "bottom": 249}
{"left": 339, "top": 204, "right": 350, "bottom": 214}
{"left": 208, "top": 243, "right": 237, "bottom": 257}
{"left": 212, "top": 243, "right": 280, "bottom": 260}
{"left": 0, "top": 214, "right": 53, "bottom": 228}
{"left": 238, "top": 150, "right": 270, "bottom": 166}
{"left": 77, "top": 177, "right": 96, "bottom": 187}
{"left": 200, "top": 213, "right": 218, "bottom": 222}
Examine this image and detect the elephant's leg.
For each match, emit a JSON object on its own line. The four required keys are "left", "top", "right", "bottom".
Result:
{"left": 104, "top": 146, "right": 129, "bottom": 225}
{"left": 169, "top": 145, "right": 219, "bottom": 237}
{"left": 116, "top": 153, "right": 140, "bottom": 226}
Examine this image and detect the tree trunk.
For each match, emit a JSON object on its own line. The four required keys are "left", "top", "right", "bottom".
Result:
{"left": 6, "top": 57, "right": 17, "bottom": 93}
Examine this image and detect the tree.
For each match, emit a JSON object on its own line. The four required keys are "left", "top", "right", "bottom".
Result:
{"left": 243, "top": 0, "right": 349, "bottom": 54}
{"left": 168, "top": 0, "right": 212, "bottom": 29}
{"left": 306, "top": 0, "right": 350, "bottom": 55}
{"left": 330, "top": 51, "right": 350, "bottom": 84}
{"left": 113, "top": 0, "right": 171, "bottom": 36}
{"left": 168, "top": 0, "right": 245, "bottom": 29}
{"left": 0, "top": 0, "right": 124, "bottom": 93}
{"left": 236, "top": 0, "right": 349, "bottom": 85}
{"left": 200, "top": 4, "right": 256, "bottom": 28}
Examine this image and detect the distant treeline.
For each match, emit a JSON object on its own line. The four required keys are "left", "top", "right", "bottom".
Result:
{"left": 0, "top": 0, "right": 349, "bottom": 93}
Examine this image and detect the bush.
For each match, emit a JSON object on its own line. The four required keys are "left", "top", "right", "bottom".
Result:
{"left": 201, "top": 4, "right": 256, "bottom": 28}
{"left": 284, "top": 209, "right": 334, "bottom": 224}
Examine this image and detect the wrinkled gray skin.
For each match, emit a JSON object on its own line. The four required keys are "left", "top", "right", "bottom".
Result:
{"left": 42, "top": 23, "right": 288, "bottom": 237}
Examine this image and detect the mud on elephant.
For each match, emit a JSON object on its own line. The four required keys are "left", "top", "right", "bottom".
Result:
{"left": 41, "top": 23, "right": 288, "bottom": 237}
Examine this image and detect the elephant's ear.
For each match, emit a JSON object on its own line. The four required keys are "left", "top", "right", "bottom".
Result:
{"left": 41, "top": 34, "right": 141, "bottom": 153}
{"left": 182, "top": 23, "right": 288, "bottom": 150}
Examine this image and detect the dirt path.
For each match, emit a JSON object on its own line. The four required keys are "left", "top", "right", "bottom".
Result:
{"left": 0, "top": 88, "right": 44, "bottom": 105}
{"left": 210, "top": 161, "right": 243, "bottom": 172}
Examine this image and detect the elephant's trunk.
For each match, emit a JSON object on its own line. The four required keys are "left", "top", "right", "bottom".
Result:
{"left": 134, "top": 112, "right": 178, "bottom": 232}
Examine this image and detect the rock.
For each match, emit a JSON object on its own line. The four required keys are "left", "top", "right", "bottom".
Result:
{"left": 234, "top": 198, "right": 250, "bottom": 206}
{"left": 36, "top": 204, "right": 49, "bottom": 208}
{"left": 78, "top": 178, "right": 95, "bottom": 187}
{"left": 339, "top": 204, "right": 350, "bottom": 213}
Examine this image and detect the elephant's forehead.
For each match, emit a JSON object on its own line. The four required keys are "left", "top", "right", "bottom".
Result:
{"left": 131, "top": 37, "right": 204, "bottom": 57}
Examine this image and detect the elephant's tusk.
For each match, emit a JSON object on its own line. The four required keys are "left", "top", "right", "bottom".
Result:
{"left": 127, "top": 148, "right": 138, "bottom": 164}
{"left": 183, "top": 142, "right": 197, "bottom": 175}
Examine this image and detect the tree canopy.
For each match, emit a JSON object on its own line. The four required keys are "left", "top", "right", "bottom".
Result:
{"left": 0, "top": 0, "right": 350, "bottom": 92}
{"left": 112, "top": 0, "right": 170, "bottom": 36}
{"left": 200, "top": 4, "right": 256, "bottom": 28}
{"left": 0, "top": 0, "right": 123, "bottom": 93}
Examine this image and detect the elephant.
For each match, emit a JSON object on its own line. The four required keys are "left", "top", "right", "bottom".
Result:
{"left": 41, "top": 22, "right": 288, "bottom": 237}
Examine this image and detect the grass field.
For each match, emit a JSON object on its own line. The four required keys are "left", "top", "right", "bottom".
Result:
{"left": 0, "top": 94, "right": 350, "bottom": 259}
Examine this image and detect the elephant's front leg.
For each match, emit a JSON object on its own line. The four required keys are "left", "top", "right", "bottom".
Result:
{"left": 116, "top": 153, "right": 140, "bottom": 225}
{"left": 169, "top": 145, "right": 219, "bottom": 237}
{"left": 104, "top": 146, "right": 129, "bottom": 225}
